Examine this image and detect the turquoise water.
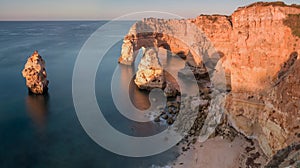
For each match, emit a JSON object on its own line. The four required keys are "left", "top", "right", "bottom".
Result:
{"left": 0, "top": 21, "right": 178, "bottom": 168}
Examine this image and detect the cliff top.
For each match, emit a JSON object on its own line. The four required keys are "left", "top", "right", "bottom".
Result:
{"left": 237, "top": 1, "right": 300, "bottom": 11}
{"left": 139, "top": 2, "right": 300, "bottom": 22}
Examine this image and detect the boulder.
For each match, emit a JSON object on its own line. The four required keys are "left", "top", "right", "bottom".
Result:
{"left": 164, "top": 82, "right": 178, "bottom": 97}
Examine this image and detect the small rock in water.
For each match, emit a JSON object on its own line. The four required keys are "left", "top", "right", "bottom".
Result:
{"left": 161, "top": 114, "right": 169, "bottom": 120}
{"left": 167, "top": 118, "right": 174, "bottom": 125}
{"left": 154, "top": 117, "right": 160, "bottom": 122}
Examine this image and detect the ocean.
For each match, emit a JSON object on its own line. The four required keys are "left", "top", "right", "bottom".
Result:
{"left": 0, "top": 21, "right": 179, "bottom": 168}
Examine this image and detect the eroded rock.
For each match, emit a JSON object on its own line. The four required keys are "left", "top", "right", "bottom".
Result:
{"left": 120, "top": 1, "right": 300, "bottom": 160}
{"left": 134, "top": 47, "right": 165, "bottom": 90}
{"left": 22, "top": 51, "right": 49, "bottom": 94}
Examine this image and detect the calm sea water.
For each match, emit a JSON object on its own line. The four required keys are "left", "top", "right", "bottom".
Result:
{"left": 0, "top": 21, "right": 179, "bottom": 168}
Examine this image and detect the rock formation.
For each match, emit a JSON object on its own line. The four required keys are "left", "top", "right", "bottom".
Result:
{"left": 22, "top": 51, "right": 49, "bottom": 94}
{"left": 119, "top": 2, "right": 300, "bottom": 158}
{"left": 164, "top": 82, "right": 179, "bottom": 97}
{"left": 118, "top": 17, "right": 215, "bottom": 67}
{"left": 134, "top": 47, "right": 165, "bottom": 90}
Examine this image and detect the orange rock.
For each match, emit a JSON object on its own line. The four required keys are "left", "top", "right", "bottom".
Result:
{"left": 22, "top": 51, "right": 49, "bottom": 94}
{"left": 119, "top": 2, "right": 300, "bottom": 158}
{"left": 134, "top": 47, "right": 165, "bottom": 90}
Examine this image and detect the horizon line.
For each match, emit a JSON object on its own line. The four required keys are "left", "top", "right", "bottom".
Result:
{"left": 0, "top": 19, "right": 138, "bottom": 22}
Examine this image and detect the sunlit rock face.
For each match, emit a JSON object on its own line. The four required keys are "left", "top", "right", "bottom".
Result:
{"left": 222, "top": 3, "right": 300, "bottom": 157}
{"left": 22, "top": 51, "right": 49, "bottom": 94}
{"left": 120, "top": 2, "right": 300, "bottom": 92}
{"left": 118, "top": 18, "right": 215, "bottom": 67}
{"left": 120, "top": 2, "right": 300, "bottom": 158}
{"left": 134, "top": 47, "right": 165, "bottom": 90}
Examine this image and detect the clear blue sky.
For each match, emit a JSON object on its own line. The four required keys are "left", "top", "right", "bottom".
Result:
{"left": 0, "top": 0, "right": 299, "bottom": 20}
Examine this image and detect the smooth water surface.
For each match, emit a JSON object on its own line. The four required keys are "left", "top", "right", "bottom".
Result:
{"left": 0, "top": 21, "right": 179, "bottom": 168}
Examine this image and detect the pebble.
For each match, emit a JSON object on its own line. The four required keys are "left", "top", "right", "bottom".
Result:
{"left": 154, "top": 117, "right": 160, "bottom": 122}
{"left": 190, "top": 129, "right": 195, "bottom": 135}
{"left": 192, "top": 138, "right": 197, "bottom": 144}
{"left": 161, "top": 114, "right": 169, "bottom": 120}
{"left": 167, "top": 118, "right": 174, "bottom": 125}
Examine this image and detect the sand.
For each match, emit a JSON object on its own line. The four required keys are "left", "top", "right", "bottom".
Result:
{"left": 170, "top": 136, "right": 267, "bottom": 168}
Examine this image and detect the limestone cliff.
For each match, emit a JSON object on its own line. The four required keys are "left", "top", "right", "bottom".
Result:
{"left": 134, "top": 47, "right": 165, "bottom": 90}
{"left": 22, "top": 51, "right": 49, "bottom": 94}
{"left": 119, "top": 2, "right": 300, "bottom": 157}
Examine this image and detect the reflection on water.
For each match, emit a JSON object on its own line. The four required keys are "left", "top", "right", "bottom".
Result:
{"left": 112, "top": 64, "right": 164, "bottom": 136}
{"left": 108, "top": 47, "right": 190, "bottom": 137}
{"left": 25, "top": 93, "right": 49, "bottom": 132}
{"left": 129, "top": 76, "right": 151, "bottom": 111}
{"left": 0, "top": 21, "right": 183, "bottom": 168}
{"left": 117, "top": 64, "right": 147, "bottom": 110}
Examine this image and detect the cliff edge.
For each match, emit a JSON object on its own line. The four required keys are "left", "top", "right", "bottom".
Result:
{"left": 119, "top": 1, "right": 300, "bottom": 158}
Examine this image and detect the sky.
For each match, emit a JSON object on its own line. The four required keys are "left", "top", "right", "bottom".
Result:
{"left": 0, "top": 0, "right": 299, "bottom": 20}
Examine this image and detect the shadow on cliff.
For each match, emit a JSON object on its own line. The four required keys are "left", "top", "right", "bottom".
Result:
{"left": 274, "top": 51, "right": 298, "bottom": 86}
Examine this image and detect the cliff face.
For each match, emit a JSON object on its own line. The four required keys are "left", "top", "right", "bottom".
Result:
{"left": 119, "top": 2, "right": 300, "bottom": 157}
{"left": 228, "top": 3, "right": 300, "bottom": 92}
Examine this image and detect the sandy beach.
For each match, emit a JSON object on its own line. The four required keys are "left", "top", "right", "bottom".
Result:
{"left": 171, "top": 135, "right": 268, "bottom": 168}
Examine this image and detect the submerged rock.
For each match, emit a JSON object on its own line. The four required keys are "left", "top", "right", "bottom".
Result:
{"left": 134, "top": 47, "right": 165, "bottom": 90}
{"left": 164, "top": 82, "right": 178, "bottom": 98}
{"left": 22, "top": 51, "right": 49, "bottom": 94}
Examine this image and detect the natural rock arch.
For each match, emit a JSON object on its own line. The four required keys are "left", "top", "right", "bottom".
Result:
{"left": 117, "top": 2, "right": 300, "bottom": 160}
{"left": 118, "top": 18, "right": 216, "bottom": 66}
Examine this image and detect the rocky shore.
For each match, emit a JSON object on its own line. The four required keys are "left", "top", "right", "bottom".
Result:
{"left": 119, "top": 2, "right": 300, "bottom": 167}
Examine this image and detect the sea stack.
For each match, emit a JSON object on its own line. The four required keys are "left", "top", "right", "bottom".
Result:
{"left": 134, "top": 47, "right": 165, "bottom": 90}
{"left": 22, "top": 51, "right": 49, "bottom": 94}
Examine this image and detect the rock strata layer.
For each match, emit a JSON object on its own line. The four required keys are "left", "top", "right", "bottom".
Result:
{"left": 22, "top": 51, "right": 49, "bottom": 94}
{"left": 120, "top": 2, "right": 300, "bottom": 158}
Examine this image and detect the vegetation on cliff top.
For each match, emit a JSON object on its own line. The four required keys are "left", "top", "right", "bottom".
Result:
{"left": 284, "top": 14, "right": 300, "bottom": 38}
{"left": 240, "top": 1, "right": 300, "bottom": 9}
